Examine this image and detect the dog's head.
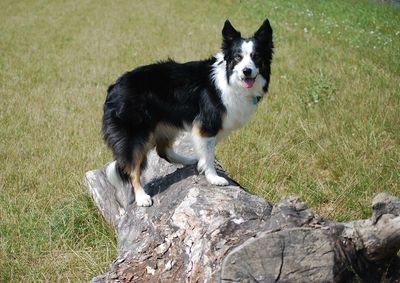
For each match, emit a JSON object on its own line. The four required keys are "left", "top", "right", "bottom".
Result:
{"left": 221, "top": 18, "right": 273, "bottom": 92}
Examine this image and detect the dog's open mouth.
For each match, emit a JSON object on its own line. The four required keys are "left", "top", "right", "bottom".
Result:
{"left": 242, "top": 77, "right": 256, "bottom": 89}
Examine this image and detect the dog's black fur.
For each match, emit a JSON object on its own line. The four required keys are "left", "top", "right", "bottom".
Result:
{"left": 102, "top": 59, "right": 225, "bottom": 175}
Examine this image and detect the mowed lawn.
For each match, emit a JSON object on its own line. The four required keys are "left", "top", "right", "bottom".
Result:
{"left": 1, "top": 0, "right": 399, "bottom": 281}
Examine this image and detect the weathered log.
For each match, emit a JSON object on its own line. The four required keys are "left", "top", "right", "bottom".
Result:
{"left": 85, "top": 135, "right": 400, "bottom": 283}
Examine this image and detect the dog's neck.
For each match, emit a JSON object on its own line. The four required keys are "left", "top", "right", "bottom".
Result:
{"left": 211, "top": 52, "right": 266, "bottom": 130}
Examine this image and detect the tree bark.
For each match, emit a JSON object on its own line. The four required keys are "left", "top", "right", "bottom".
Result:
{"left": 85, "top": 135, "right": 400, "bottom": 283}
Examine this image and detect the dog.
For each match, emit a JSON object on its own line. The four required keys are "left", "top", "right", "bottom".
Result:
{"left": 102, "top": 18, "right": 273, "bottom": 206}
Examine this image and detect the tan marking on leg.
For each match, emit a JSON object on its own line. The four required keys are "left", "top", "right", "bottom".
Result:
{"left": 129, "top": 141, "right": 154, "bottom": 206}
{"left": 130, "top": 150, "right": 145, "bottom": 194}
{"left": 192, "top": 122, "right": 221, "bottom": 138}
{"left": 192, "top": 123, "right": 207, "bottom": 137}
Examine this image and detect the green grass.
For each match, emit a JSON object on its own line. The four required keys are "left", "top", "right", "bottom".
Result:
{"left": 1, "top": 0, "right": 399, "bottom": 281}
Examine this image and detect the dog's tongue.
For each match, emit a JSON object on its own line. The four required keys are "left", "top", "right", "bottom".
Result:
{"left": 243, "top": 78, "right": 255, "bottom": 88}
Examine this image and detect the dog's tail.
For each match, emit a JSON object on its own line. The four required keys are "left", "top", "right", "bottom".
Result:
{"left": 106, "top": 160, "right": 130, "bottom": 190}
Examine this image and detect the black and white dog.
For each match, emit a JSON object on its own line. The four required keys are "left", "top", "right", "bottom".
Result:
{"left": 102, "top": 19, "right": 273, "bottom": 206}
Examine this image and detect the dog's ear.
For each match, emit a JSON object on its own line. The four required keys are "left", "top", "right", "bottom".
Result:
{"left": 222, "top": 20, "right": 241, "bottom": 42}
{"left": 254, "top": 18, "right": 273, "bottom": 42}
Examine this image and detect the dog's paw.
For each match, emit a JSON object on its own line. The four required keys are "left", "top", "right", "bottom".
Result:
{"left": 206, "top": 174, "right": 229, "bottom": 186}
{"left": 136, "top": 191, "right": 152, "bottom": 207}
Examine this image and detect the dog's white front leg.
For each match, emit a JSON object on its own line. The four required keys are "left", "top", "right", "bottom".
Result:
{"left": 192, "top": 134, "right": 229, "bottom": 186}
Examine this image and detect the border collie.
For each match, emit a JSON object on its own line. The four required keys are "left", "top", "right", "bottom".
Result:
{"left": 102, "top": 19, "right": 273, "bottom": 206}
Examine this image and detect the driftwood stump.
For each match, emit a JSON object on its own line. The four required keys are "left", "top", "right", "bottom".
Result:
{"left": 85, "top": 135, "right": 400, "bottom": 283}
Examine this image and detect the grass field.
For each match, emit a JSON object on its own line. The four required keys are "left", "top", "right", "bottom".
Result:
{"left": 1, "top": 0, "right": 399, "bottom": 281}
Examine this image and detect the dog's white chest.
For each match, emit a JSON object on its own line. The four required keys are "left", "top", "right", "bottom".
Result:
{"left": 211, "top": 52, "right": 265, "bottom": 132}
{"left": 222, "top": 91, "right": 256, "bottom": 130}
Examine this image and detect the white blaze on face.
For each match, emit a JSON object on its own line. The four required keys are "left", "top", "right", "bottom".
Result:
{"left": 233, "top": 40, "right": 259, "bottom": 88}
{"left": 240, "top": 41, "right": 255, "bottom": 68}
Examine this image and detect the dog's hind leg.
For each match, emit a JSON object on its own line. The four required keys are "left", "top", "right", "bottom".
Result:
{"left": 155, "top": 123, "right": 198, "bottom": 165}
{"left": 156, "top": 137, "right": 198, "bottom": 165}
{"left": 129, "top": 143, "right": 153, "bottom": 207}
{"left": 164, "top": 147, "right": 198, "bottom": 165}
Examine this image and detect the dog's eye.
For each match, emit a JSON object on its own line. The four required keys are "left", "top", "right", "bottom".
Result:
{"left": 234, "top": 54, "right": 243, "bottom": 61}
{"left": 251, "top": 52, "right": 261, "bottom": 63}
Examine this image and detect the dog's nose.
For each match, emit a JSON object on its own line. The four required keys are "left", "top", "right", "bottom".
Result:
{"left": 243, "top": 68, "right": 252, "bottom": 77}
